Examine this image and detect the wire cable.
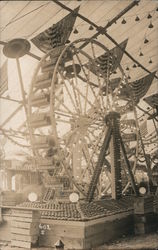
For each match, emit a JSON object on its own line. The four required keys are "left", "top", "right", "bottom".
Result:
{"left": 1, "top": 2, "right": 31, "bottom": 32}
{"left": 1, "top": 2, "right": 50, "bottom": 34}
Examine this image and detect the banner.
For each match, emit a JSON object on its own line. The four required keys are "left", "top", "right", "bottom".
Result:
{"left": 131, "top": 71, "right": 156, "bottom": 101}
{"left": 143, "top": 93, "right": 158, "bottom": 108}
{"left": 85, "top": 39, "right": 128, "bottom": 77}
{"left": 31, "top": 6, "right": 80, "bottom": 53}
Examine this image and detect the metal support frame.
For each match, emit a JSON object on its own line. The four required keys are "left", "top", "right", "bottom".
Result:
{"left": 86, "top": 126, "right": 112, "bottom": 202}
{"left": 86, "top": 112, "right": 124, "bottom": 202}
{"left": 120, "top": 136, "right": 138, "bottom": 195}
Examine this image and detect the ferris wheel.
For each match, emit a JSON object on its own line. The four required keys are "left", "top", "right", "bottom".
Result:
{"left": 0, "top": 1, "right": 157, "bottom": 202}
{"left": 28, "top": 38, "right": 142, "bottom": 200}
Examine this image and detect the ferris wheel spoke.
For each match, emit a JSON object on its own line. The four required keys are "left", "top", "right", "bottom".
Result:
{"left": 90, "top": 42, "right": 106, "bottom": 113}
{"left": 55, "top": 118, "right": 71, "bottom": 124}
{"left": 66, "top": 75, "right": 81, "bottom": 114}
{"left": 75, "top": 52, "right": 103, "bottom": 113}
{"left": 83, "top": 66, "right": 90, "bottom": 114}
{"left": 54, "top": 95, "right": 75, "bottom": 116}
{"left": 81, "top": 146, "right": 94, "bottom": 176}
{"left": 87, "top": 126, "right": 103, "bottom": 142}
{"left": 85, "top": 126, "right": 106, "bottom": 171}
{"left": 62, "top": 128, "right": 79, "bottom": 147}
{"left": 77, "top": 73, "right": 102, "bottom": 111}
{"left": 74, "top": 52, "right": 98, "bottom": 114}
{"left": 81, "top": 136, "right": 95, "bottom": 170}
{"left": 58, "top": 72, "right": 79, "bottom": 113}
{"left": 71, "top": 82, "right": 97, "bottom": 111}
{"left": 72, "top": 57, "right": 83, "bottom": 114}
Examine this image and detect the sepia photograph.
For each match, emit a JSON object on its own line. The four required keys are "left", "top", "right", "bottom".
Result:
{"left": 0, "top": 1, "right": 158, "bottom": 249}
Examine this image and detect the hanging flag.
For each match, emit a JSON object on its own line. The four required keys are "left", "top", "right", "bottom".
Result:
{"left": 31, "top": 6, "right": 80, "bottom": 53}
{"left": 130, "top": 71, "right": 156, "bottom": 102}
{"left": 0, "top": 60, "right": 8, "bottom": 96}
{"left": 85, "top": 39, "right": 128, "bottom": 77}
{"left": 143, "top": 93, "right": 158, "bottom": 108}
{"left": 119, "top": 71, "right": 156, "bottom": 102}
{"left": 139, "top": 120, "right": 148, "bottom": 138}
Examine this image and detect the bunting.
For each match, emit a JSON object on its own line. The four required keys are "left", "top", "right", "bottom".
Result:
{"left": 0, "top": 60, "right": 8, "bottom": 96}
{"left": 31, "top": 6, "right": 80, "bottom": 53}
{"left": 119, "top": 71, "right": 156, "bottom": 102}
{"left": 143, "top": 93, "right": 158, "bottom": 108}
{"left": 130, "top": 71, "right": 156, "bottom": 102}
{"left": 85, "top": 39, "right": 128, "bottom": 77}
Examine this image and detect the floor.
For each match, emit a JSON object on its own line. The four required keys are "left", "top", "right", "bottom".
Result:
{"left": 93, "top": 232, "right": 158, "bottom": 250}
{"left": 0, "top": 232, "right": 158, "bottom": 250}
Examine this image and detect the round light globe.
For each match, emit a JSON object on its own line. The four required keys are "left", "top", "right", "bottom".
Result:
{"left": 139, "top": 186, "right": 147, "bottom": 195}
{"left": 69, "top": 192, "right": 79, "bottom": 203}
{"left": 28, "top": 192, "right": 38, "bottom": 202}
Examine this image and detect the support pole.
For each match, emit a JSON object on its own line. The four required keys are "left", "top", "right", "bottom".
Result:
{"left": 86, "top": 126, "right": 112, "bottom": 202}
{"left": 120, "top": 136, "right": 138, "bottom": 195}
{"left": 27, "top": 52, "right": 41, "bottom": 61}
{"left": 16, "top": 58, "right": 35, "bottom": 155}
{"left": 109, "top": 112, "right": 122, "bottom": 199}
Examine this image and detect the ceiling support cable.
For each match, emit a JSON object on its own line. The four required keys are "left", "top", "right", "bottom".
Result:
{"left": 52, "top": 0, "right": 158, "bottom": 80}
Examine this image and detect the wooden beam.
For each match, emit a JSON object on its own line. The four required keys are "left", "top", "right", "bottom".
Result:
{"left": 52, "top": 0, "right": 158, "bottom": 80}
{"left": 0, "top": 104, "right": 23, "bottom": 127}
{"left": 27, "top": 51, "right": 41, "bottom": 61}
{"left": 0, "top": 96, "right": 22, "bottom": 103}
{"left": 0, "top": 40, "right": 6, "bottom": 45}
{"left": 16, "top": 58, "right": 35, "bottom": 155}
